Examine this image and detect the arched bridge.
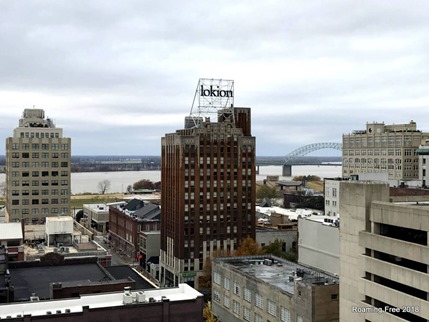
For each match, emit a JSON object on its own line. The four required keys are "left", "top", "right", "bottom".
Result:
{"left": 284, "top": 142, "right": 343, "bottom": 164}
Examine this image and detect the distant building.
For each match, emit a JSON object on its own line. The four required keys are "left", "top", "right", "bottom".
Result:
{"left": 340, "top": 181, "right": 429, "bottom": 321}
{"left": 417, "top": 139, "right": 429, "bottom": 187}
{"left": 138, "top": 230, "right": 160, "bottom": 271}
{"left": 212, "top": 255, "right": 339, "bottom": 322}
{"left": 324, "top": 178, "right": 345, "bottom": 216}
{"left": 256, "top": 226, "right": 297, "bottom": 254}
{"left": 109, "top": 199, "right": 160, "bottom": 261}
{"left": 342, "top": 121, "right": 429, "bottom": 183}
{"left": 298, "top": 216, "right": 339, "bottom": 275}
{"left": 0, "top": 223, "right": 24, "bottom": 262}
{"left": 5, "top": 109, "right": 71, "bottom": 223}
{"left": 160, "top": 107, "right": 256, "bottom": 288}
{"left": 83, "top": 203, "right": 110, "bottom": 235}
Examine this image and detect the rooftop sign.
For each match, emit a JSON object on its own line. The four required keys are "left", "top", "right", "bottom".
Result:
{"left": 188, "top": 79, "right": 234, "bottom": 127}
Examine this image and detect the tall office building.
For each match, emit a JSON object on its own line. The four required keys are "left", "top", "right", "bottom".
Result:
{"left": 340, "top": 181, "right": 429, "bottom": 322}
{"left": 160, "top": 107, "right": 256, "bottom": 288}
{"left": 5, "top": 109, "right": 71, "bottom": 224}
{"left": 342, "top": 121, "right": 429, "bottom": 182}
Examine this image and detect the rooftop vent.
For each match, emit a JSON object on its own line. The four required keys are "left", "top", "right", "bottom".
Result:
{"left": 136, "top": 291, "right": 145, "bottom": 303}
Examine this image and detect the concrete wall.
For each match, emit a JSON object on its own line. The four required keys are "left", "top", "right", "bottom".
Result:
{"left": 256, "top": 229, "right": 297, "bottom": 253}
{"left": 298, "top": 218, "right": 339, "bottom": 275}
{"left": 339, "top": 181, "right": 389, "bottom": 322}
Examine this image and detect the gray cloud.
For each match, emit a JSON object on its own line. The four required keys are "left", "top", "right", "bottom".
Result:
{"left": 1, "top": 0, "right": 429, "bottom": 155}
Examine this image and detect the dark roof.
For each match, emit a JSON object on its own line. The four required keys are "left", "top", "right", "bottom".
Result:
{"left": 9, "top": 263, "right": 111, "bottom": 301}
{"left": 124, "top": 198, "right": 145, "bottom": 211}
{"left": 134, "top": 203, "right": 161, "bottom": 220}
{"left": 105, "top": 265, "right": 155, "bottom": 290}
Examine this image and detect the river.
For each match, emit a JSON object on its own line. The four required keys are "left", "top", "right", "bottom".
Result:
{"left": 0, "top": 165, "right": 342, "bottom": 194}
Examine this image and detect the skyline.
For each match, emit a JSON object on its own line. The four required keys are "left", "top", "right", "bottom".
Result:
{"left": 1, "top": 1, "right": 429, "bottom": 156}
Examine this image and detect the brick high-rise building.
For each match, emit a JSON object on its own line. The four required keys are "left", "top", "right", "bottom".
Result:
{"left": 160, "top": 107, "right": 256, "bottom": 288}
{"left": 5, "top": 109, "right": 71, "bottom": 224}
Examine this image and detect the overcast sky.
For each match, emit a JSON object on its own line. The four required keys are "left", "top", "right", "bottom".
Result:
{"left": 1, "top": 1, "right": 429, "bottom": 156}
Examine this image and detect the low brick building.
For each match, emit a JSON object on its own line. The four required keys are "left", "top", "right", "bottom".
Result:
{"left": 109, "top": 199, "right": 161, "bottom": 260}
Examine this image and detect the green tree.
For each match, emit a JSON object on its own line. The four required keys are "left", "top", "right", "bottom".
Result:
{"left": 263, "top": 239, "right": 297, "bottom": 262}
{"left": 133, "top": 179, "right": 154, "bottom": 190}
{"left": 256, "top": 184, "right": 278, "bottom": 202}
{"left": 293, "top": 175, "right": 321, "bottom": 182}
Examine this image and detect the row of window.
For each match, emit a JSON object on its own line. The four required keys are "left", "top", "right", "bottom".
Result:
{"left": 11, "top": 189, "right": 69, "bottom": 196}
{"left": 11, "top": 198, "right": 68, "bottom": 205}
{"left": 19, "top": 132, "right": 60, "bottom": 139}
{"left": 11, "top": 207, "right": 69, "bottom": 215}
{"left": 11, "top": 161, "right": 69, "bottom": 168}
{"left": 214, "top": 289, "right": 296, "bottom": 322}
{"left": 11, "top": 152, "right": 69, "bottom": 158}
{"left": 11, "top": 143, "right": 68, "bottom": 150}
{"left": 13, "top": 170, "right": 68, "bottom": 177}
{"left": 11, "top": 180, "right": 68, "bottom": 187}
{"left": 343, "top": 136, "right": 418, "bottom": 148}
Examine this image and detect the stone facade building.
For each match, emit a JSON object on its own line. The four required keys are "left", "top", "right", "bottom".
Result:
{"left": 212, "top": 255, "right": 339, "bottom": 322}
{"left": 342, "top": 121, "right": 429, "bottom": 182}
{"left": 5, "top": 109, "right": 71, "bottom": 223}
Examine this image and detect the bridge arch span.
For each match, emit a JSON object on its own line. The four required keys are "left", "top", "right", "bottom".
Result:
{"left": 284, "top": 142, "right": 342, "bottom": 164}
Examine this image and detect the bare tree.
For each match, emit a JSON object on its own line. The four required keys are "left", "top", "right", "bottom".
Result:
{"left": 98, "top": 179, "right": 111, "bottom": 194}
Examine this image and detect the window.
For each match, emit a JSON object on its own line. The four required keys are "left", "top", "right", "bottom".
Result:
{"left": 255, "top": 293, "right": 263, "bottom": 309}
{"left": 223, "top": 295, "right": 230, "bottom": 308}
{"left": 233, "top": 300, "right": 240, "bottom": 315}
{"left": 243, "top": 306, "right": 251, "bottom": 321}
{"left": 280, "top": 307, "right": 291, "bottom": 322}
{"left": 244, "top": 287, "right": 251, "bottom": 302}
{"left": 331, "top": 294, "right": 338, "bottom": 301}
{"left": 267, "top": 299, "right": 277, "bottom": 317}
{"left": 297, "top": 316, "right": 303, "bottom": 322}
{"left": 213, "top": 290, "right": 221, "bottom": 303}
{"left": 233, "top": 282, "right": 240, "bottom": 296}
{"left": 255, "top": 313, "right": 263, "bottom": 322}
{"left": 224, "top": 277, "right": 230, "bottom": 290}
{"left": 213, "top": 272, "right": 221, "bottom": 285}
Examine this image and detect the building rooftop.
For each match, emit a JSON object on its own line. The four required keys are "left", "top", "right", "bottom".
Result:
{"left": 112, "top": 199, "right": 161, "bottom": 222}
{"left": 0, "top": 223, "right": 23, "bottom": 241}
{"left": 2, "top": 261, "right": 156, "bottom": 302}
{"left": 0, "top": 284, "right": 202, "bottom": 320}
{"left": 7, "top": 263, "right": 111, "bottom": 301}
{"left": 256, "top": 206, "right": 322, "bottom": 221}
{"left": 215, "top": 255, "right": 338, "bottom": 296}
{"left": 105, "top": 265, "right": 156, "bottom": 290}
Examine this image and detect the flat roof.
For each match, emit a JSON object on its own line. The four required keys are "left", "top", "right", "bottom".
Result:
{"left": 105, "top": 265, "right": 157, "bottom": 290}
{"left": 215, "top": 255, "right": 338, "bottom": 295}
{"left": 0, "top": 284, "right": 202, "bottom": 319}
{"left": 9, "top": 263, "right": 110, "bottom": 301}
{"left": 0, "top": 222, "right": 23, "bottom": 240}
